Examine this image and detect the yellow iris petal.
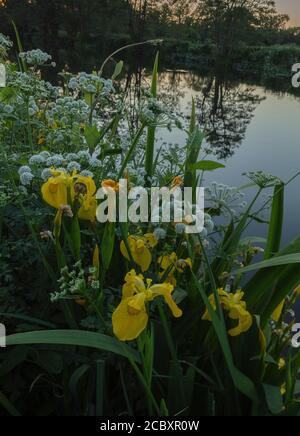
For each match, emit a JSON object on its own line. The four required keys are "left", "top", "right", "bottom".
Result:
{"left": 144, "top": 233, "right": 158, "bottom": 248}
{"left": 120, "top": 237, "right": 152, "bottom": 272}
{"left": 272, "top": 300, "right": 285, "bottom": 322}
{"left": 228, "top": 312, "right": 253, "bottom": 337}
{"left": 42, "top": 176, "right": 68, "bottom": 209}
{"left": 78, "top": 196, "right": 97, "bottom": 222}
{"left": 202, "top": 288, "right": 252, "bottom": 337}
{"left": 112, "top": 295, "right": 148, "bottom": 341}
{"left": 150, "top": 284, "right": 183, "bottom": 318}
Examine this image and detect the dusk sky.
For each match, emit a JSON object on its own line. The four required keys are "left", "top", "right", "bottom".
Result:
{"left": 276, "top": 0, "right": 300, "bottom": 26}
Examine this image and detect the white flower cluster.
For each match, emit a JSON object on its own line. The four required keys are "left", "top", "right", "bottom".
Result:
{"left": 19, "top": 49, "right": 55, "bottom": 67}
{"left": 46, "top": 97, "right": 90, "bottom": 126}
{"left": 68, "top": 72, "right": 114, "bottom": 96}
{"left": 18, "top": 165, "right": 34, "bottom": 186}
{"left": 0, "top": 33, "right": 13, "bottom": 58}
{"left": 50, "top": 262, "right": 99, "bottom": 303}
{"left": 8, "top": 72, "right": 60, "bottom": 99}
{"left": 0, "top": 33, "right": 13, "bottom": 49}
{"left": 243, "top": 171, "right": 282, "bottom": 188}
{"left": 140, "top": 96, "right": 172, "bottom": 128}
{"left": 206, "top": 183, "right": 247, "bottom": 217}
{"left": 20, "top": 149, "right": 97, "bottom": 182}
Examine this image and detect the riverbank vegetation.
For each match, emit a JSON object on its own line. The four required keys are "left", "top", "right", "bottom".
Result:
{"left": 1, "top": 32, "right": 300, "bottom": 416}
{"left": 0, "top": 0, "right": 299, "bottom": 79}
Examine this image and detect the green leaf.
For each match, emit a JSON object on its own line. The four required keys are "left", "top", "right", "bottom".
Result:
{"left": 235, "top": 253, "right": 300, "bottom": 274}
{"left": 184, "top": 127, "right": 205, "bottom": 189}
{"left": 12, "top": 20, "right": 27, "bottom": 73}
{"left": 6, "top": 330, "right": 140, "bottom": 362}
{"left": 145, "top": 52, "right": 159, "bottom": 184}
{"left": 0, "top": 391, "right": 21, "bottom": 416}
{"left": 84, "top": 125, "right": 100, "bottom": 150}
{"left": 264, "top": 183, "right": 284, "bottom": 260}
{"left": 70, "top": 217, "right": 81, "bottom": 261}
{"left": 188, "top": 160, "right": 225, "bottom": 172}
{"left": 239, "top": 236, "right": 267, "bottom": 246}
{"left": 0, "top": 313, "right": 56, "bottom": 328}
{"left": 243, "top": 236, "right": 300, "bottom": 322}
{"left": 112, "top": 60, "right": 124, "bottom": 80}
{"left": 263, "top": 384, "right": 283, "bottom": 415}
{"left": 101, "top": 222, "right": 116, "bottom": 271}
{"left": 69, "top": 364, "right": 90, "bottom": 409}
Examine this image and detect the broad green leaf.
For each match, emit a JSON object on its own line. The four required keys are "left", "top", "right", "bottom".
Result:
{"left": 184, "top": 128, "right": 205, "bottom": 189}
{"left": 6, "top": 330, "right": 140, "bottom": 362}
{"left": 243, "top": 236, "right": 300, "bottom": 322}
{"left": 188, "top": 160, "right": 225, "bottom": 172}
{"left": 84, "top": 125, "right": 100, "bottom": 150}
{"left": 263, "top": 384, "right": 283, "bottom": 415}
{"left": 112, "top": 60, "right": 124, "bottom": 80}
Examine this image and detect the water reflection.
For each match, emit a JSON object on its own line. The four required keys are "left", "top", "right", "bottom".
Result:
{"left": 123, "top": 67, "right": 266, "bottom": 159}
{"left": 196, "top": 75, "right": 265, "bottom": 158}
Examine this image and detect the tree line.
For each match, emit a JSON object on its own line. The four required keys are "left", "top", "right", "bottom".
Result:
{"left": 0, "top": 0, "right": 299, "bottom": 69}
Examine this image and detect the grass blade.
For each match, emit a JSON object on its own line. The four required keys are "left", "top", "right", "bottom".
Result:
{"left": 6, "top": 330, "right": 140, "bottom": 362}
{"left": 264, "top": 182, "right": 284, "bottom": 259}
{"left": 145, "top": 52, "right": 159, "bottom": 185}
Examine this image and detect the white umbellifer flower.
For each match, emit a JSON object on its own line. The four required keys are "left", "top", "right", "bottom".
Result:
{"left": 80, "top": 170, "right": 94, "bottom": 178}
{"left": 20, "top": 172, "right": 34, "bottom": 186}
{"left": 78, "top": 150, "right": 91, "bottom": 160}
{"left": 89, "top": 157, "right": 101, "bottom": 168}
{"left": 29, "top": 154, "right": 46, "bottom": 165}
{"left": 4, "top": 104, "right": 13, "bottom": 114}
{"left": 18, "top": 165, "right": 32, "bottom": 175}
{"left": 200, "top": 228, "right": 208, "bottom": 238}
{"left": 204, "top": 219, "right": 214, "bottom": 232}
{"left": 46, "top": 154, "right": 64, "bottom": 166}
{"left": 67, "top": 161, "right": 81, "bottom": 172}
{"left": 154, "top": 228, "right": 167, "bottom": 240}
{"left": 19, "top": 49, "right": 52, "bottom": 66}
{"left": 39, "top": 151, "right": 51, "bottom": 159}
{"left": 66, "top": 153, "right": 78, "bottom": 161}
{"left": 41, "top": 168, "right": 52, "bottom": 181}
{"left": 175, "top": 223, "right": 186, "bottom": 235}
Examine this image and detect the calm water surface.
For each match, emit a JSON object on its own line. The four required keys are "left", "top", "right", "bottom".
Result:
{"left": 138, "top": 70, "right": 300, "bottom": 246}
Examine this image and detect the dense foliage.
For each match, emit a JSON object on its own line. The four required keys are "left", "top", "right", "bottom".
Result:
{"left": 0, "top": 0, "right": 299, "bottom": 72}
{"left": 1, "top": 33, "right": 300, "bottom": 416}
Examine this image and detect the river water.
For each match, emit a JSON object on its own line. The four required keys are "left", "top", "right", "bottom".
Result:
{"left": 129, "top": 69, "right": 300, "bottom": 247}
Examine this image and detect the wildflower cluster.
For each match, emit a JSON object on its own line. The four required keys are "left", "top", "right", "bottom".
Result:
{"left": 19, "top": 49, "right": 55, "bottom": 67}
{"left": 68, "top": 72, "right": 114, "bottom": 97}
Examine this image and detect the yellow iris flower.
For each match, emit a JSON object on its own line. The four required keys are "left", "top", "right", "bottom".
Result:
{"left": 120, "top": 234, "right": 158, "bottom": 272}
{"left": 202, "top": 288, "right": 253, "bottom": 337}
{"left": 112, "top": 270, "right": 182, "bottom": 341}
{"left": 41, "top": 169, "right": 97, "bottom": 222}
{"left": 171, "top": 176, "right": 183, "bottom": 188}
{"left": 272, "top": 283, "right": 300, "bottom": 322}
{"left": 41, "top": 172, "right": 70, "bottom": 209}
{"left": 158, "top": 252, "right": 192, "bottom": 286}
{"left": 74, "top": 175, "right": 97, "bottom": 222}
{"left": 101, "top": 179, "right": 120, "bottom": 192}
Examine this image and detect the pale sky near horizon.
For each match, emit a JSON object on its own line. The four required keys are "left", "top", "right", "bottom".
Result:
{"left": 276, "top": 0, "right": 300, "bottom": 26}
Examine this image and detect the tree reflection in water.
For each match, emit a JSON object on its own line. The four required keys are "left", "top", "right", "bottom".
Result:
{"left": 122, "top": 66, "right": 265, "bottom": 160}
